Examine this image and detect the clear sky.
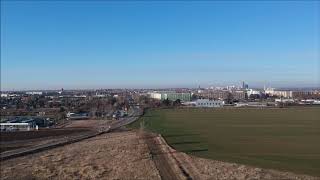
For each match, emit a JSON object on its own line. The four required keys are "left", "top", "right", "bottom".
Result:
{"left": 1, "top": 1, "right": 319, "bottom": 90}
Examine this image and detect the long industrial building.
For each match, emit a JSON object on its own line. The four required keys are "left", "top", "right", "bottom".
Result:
{"left": 148, "top": 91, "right": 191, "bottom": 102}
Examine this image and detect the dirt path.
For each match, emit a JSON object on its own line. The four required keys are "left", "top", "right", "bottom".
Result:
{"left": 142, "top": 132, "right": 185, "bottom": 180}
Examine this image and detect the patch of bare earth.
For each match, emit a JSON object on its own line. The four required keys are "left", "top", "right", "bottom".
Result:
{"left": 0, "top": 128, "right": 93, "bottom": 153}
{"left": 0, "top": 131, "right": 161, "bottom": 180}
{"left": 63, "top": 119, "right": 112, "bottom": 129}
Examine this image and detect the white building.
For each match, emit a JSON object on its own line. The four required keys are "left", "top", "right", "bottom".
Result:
{"left": 148, "top": 92, "right": 162, "bottom": 100}
{"left": 264, "top": 88, "right": 275, "bottom": 94}
{"left": 195, "top": 99, "right": 224, "bottom": 107}
{"left": 313, "top": 100, "right": 320, "bottom": 105}
{"left": 247, "top": 89, "right": 261, "bottom": 97}
{"left": 26, "top": 91, "right": 43, "bottom": 95}
{"left": 301, "top": 99, "right": 320, "bottom": 104}
{"left": 1, "top": 93, "right": 8, "bottom": 98}
{"left": 181, "top": 101, "right": 196, "bottom": 106}
{"left": 265, "top": 88, "right": 293, "bottom": 98}
{"left": 0, "top": 123, "right": 33, "bottom": 131}
{"left": 275, "top": 98, "right": 295, "bottom": 103}
{"left": 235, "top": 102, "right": 268, "bottom": 107}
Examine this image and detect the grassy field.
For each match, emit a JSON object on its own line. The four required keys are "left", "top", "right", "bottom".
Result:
{"left": 129, "top": 107, "right": 320, "bottom": 176}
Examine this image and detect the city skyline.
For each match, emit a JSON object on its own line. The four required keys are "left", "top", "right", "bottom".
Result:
{"left": 1, "top": 1, "right": 319, "bottom": 90}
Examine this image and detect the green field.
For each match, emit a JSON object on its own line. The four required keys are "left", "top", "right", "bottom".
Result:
{"left": 129, "top": 107, "right": 320, "bottom": 176}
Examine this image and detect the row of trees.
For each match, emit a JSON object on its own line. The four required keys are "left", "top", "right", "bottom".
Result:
{"left": 137, "top": 96, "right": 182, "bottom": 108}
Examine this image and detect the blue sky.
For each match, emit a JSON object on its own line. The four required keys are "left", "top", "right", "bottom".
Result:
{"left": 1, "top": 1, "right": 319, "bottom": 90}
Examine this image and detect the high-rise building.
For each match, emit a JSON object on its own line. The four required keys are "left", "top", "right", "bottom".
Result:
{"left": 242, "top": 81, "right": 249, "bottom": 89}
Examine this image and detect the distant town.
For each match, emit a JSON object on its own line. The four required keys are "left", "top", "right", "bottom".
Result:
{"left": 1, "top": 81, "right": 319, "bottom": 131}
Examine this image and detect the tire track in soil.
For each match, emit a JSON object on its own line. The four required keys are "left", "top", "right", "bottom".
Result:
{"left": 142, "top": 132, "right": 193, "bottom": 180}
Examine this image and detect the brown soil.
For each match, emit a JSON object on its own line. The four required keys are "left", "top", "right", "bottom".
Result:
{"left": 0, "top": 128, "right": 90, "bottom": 142}
{"left": 63, "top": 119, "right": 112, "bottom": 129}
{"left": 0, "top": 120, "right": 109, "bottom": 153}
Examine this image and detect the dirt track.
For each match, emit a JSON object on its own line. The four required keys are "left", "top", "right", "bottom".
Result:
{"left": 142, "top": 132, "right": 186, "bottom": 180}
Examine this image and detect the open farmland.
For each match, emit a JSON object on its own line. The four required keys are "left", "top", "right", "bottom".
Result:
{"left": 129, "top": 107, "right": 320, "bottom": 176}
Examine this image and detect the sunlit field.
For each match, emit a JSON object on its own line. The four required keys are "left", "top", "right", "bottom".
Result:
{"left": 129, "top": 107, "right": 320, "bottom": 176}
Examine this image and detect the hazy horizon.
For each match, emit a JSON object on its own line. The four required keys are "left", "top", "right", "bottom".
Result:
{"left": 1, "top": 1, "right": 319, "bottom": 90}
{"left": 1, "top": 82, "right": 320, "bottom": 92}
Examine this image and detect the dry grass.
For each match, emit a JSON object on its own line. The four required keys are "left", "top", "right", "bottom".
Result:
{"left": 0, "top": 131, "right": 161, "bottom": 180}
{"left": 188, "top": 155, "right": 320, "bottom": 180}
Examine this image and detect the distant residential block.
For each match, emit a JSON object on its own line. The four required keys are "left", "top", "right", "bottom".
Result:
{"left": 148, "top": 91, "right": 191, "bottom": 102}
{"left": 195, "top": 99, "right": 224, "bottom": 107}
{"left": 26, "top": 91, "right": 43, "bottom": 95}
